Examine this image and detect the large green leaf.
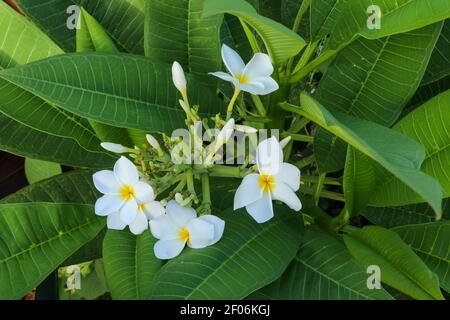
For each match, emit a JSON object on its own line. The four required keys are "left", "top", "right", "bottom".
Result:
{"left": 422, "top": 20, "right": 450, "bottom": 85}
{"left": 24, "top": 158, "right": 62, "bottom": 184}
{"left": 394, "top": 221, "right": 450, "bottom": 293}
{"left": 203, "top": 0, "right": 306, "bottom": 64}
{"left": 0, "top": 52, "right": 224, "bottom": 132}
{"left": 310, "top": 0, "right": 343, "bottom": 42}
{"left": 0, "top": 3, "right": 104, "bottom": 153}
{"left": 0, "top": 203, "right": 104, "bottom": 299}
{"left": 363, "top": 199, "right": 450, "bottom": 228}
{"left": 404, "top": 75, "right": 450, "bottom": 115}
{"left": 76, "top": 7, "right": 145, "bottom": 146}
{"left": 344, "top": 226, "right": 444, "bottom": 300}
{"left": 314, "top": 128, "right": 347, "bottom": 174}
{"left": 318, "top": 23, "right": 442, "bottom": 127}
{"left": 329, "top": 0, "right": 450, "bottom": 50}
{"left": 282, "top": 93, "right": 442, "bottom": 216}
{"left": 1, "top": 170, "right": 98, "bottom": 205}
{"left": 145, "top": 0, "right": 222, "bottom": 90}
{"left": 1, "top": 170, "right": 106, "bottom": 266}
{"left": 103, "top": 230, "right": 162, "bottom": 299}
{"left": 149, "top": 205, "right": 303, "bottom": 299}
{"left": 250, "top": 229, "right": 393, "bottom": 300}
{"left": 371, "top": 90, "right": 450, "bottom": 204}
{"left": 16, "top": 0, "right": 146, "bottom": 53}
{"left": 0, "top": 113, "right": 114, "bottom": 168}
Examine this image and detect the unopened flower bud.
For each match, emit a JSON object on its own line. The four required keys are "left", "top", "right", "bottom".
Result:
{"left": 172, "top": 61, "right": 187, "bottom": 94}
{"left": 234, "top": 124, "right": 258, "bottom": 134}
{"left": 101, "top": 142, "right": 128, "bottom": 153}
{"left": 280, "top": 136, "right": 292, "bottom": 149}
{"left": 146, "top": 134, "right": 160, "bottom": 150}
{"left": 175, "top": 193, "right": 184, "bottom": 204}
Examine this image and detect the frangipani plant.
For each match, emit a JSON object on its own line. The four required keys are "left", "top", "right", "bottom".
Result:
{"left": 0, "top": 0, "right": 449, "bottom": 301}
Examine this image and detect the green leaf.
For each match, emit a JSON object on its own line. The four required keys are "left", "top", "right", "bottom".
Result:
{"left": 363, "top": 198, "right": 450, "bottom": 228}
{"left": 371, "top": 90, "right": 450, "bottom": 205}
{"left": 202, "top": 0, "right": 306, "bottom": 64}
{"left": 0, "top": 3, "right": 104, "bottom": 154}
{"left": 404, "top": 75, "right": 450, "bottom": 115}
{"left": 145, "top": 0, "right": 223, "bottom": 90}
{"left": 329, "top": 0, "right": 450, "bottom": 50}
{"left": 1, "top": 170, "right": 98, "bottom": 205}
{"left": 251, "top": 229, "right": 393, "bottom": 300}
{"left": 314, "top": 128, "right": 347, "bottom": 174}
{"left": 343, "top": 226, "right": 444, "bottom": 300}
{"left": 0, "top": 52, "right": 224, "bottom": 132}
{"left": 422, "top": 20, "right": 450, "bottom": 85}
{"left": 0, "top": 1, "right": 63, "bottom": 68}
{"left": 0, "top": 203, "right": 104, "bottom": 300}
{"left": 103, "top": 230, "right": 162, "bottom": 300}
{"left": 282, "top": 93, "right": 443, "bottom": 216}
{"left": 1, "top": 170, "right": 106, "bottom": 266}
{"left": 149, "top": 205, "right": 303, "bottom": 299}
{"left": 310, "top": 0, "right": 344, "bottom": 42}
{"left": 76, "top": 7, "right": 145, "bottom": 146}
{"left": 16, "top": 0, "right": 146, "bottom": 53}
{"left": 394, "top": 221, "right": 450, "bottom": 293}
{"left": 0, "top": 113, "right": 114, "bottom": 168}
{"left": 24, "top": 158, "right": 62, "bottom": 184}
{"left": 318, "top": 23, "right": 442, "bottom": 127}
{"left": 343, "top": 147, "right": 376, "bottom": 216}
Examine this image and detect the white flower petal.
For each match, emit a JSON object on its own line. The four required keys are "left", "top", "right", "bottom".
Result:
{"left": 243, "top": 53, "right": 273, "bottom": 79}
{"left": 133, "top": 181, "right": 154, "bottom": 203}
{"left": 221, "top": 44, "right": 245, "bottom": 76}
{"left": 95, "top": 195, "right": 123, "bottom": 216}
{"left": 166, "top": 200, "right": 196, "bottom": 227}
{"left": 185, "top": 218, "right": 215, "bottom": 249}
{"left": 198, "top": 215, "right": 225, "bottom": 245}
{"left": 216, "top": 118, "right": 235, "bottom": 146}
{"left": 234, "top": 173, "right": 263, "bottom": 210}
{"left": 209, "top": 71, "right": 235, "bottom": 83}
{"left": 92, "top": 170, "right": 121, "bottom": 194}
{"left": 129, "top": 213, "right": 149, "bottom": 235}
{"left": 119, "top": 199, "right": 138, "bottom": 225}
{"left": 256, "top": 137, "right": 283, "bottom": 175}
{"left": 149, "top": 214, "right": 179, "bottom": 240}
{"left": 236, "top": 82, "right": 265, "bottom": 95}
{"left": 245, "top": 194, "right": 274, "bottom": 223}
{"left": 144, "top": 201, "right": 166, "bottom": 220}
{"left": 107, "top": 212, "right": 126, "bottom": 230}
{"left": 274, "top": 163, "right": 301, "bottom": 191}
{"left": 272, "top": 182, "right": 302, "bottom": 211}
{"left": 114, "top": 156, "right": 139, "bottom": 186}
{"left": 252, "top": 76, "right": 279, "bottom": 95}
{"left": 154, "top": 239, "right": 186, "bottom": 260}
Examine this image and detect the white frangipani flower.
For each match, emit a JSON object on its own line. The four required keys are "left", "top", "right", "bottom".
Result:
{"left": 215, "top": 118, "right": 235, "bottom": 148}
{"left": 234, "top": 137, "right": 302, "bottom": 223}
{"left": 149, "top": 201, "right": 225, "bottom": 260}
{"left": 172, "top": 61, "right": 187, "bottom": 95}
{"left": 101, "top": 142, "right": 128, "bottom": 154}
{"left": 93, "top": 156, "right": 155, "bottom": 226}
{"left": 107, "top": 200, "right": 165, "bottom": 235}
{"left": 234, "top": 124, "right": 258, "bottom": 134}
{"left": 210, "top": 44, "right": 279, "bottom": 95}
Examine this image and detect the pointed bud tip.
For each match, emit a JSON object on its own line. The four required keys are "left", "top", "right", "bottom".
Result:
{"left": 101, "top": 142, "right": 127, "bottom": 153}
{"left": 172, "top": 61, "right": 187, "bottom": 93}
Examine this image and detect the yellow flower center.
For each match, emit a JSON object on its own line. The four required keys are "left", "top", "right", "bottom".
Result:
{"left": 179, "top": 227, "right": 190, "bottom": 242}
{"left": 119, "top": 185, "right": 136, "bottom": 201}
{"left": 138, "top": 203, "right": 146, "bottom": 212}
{"left": 236, "top": 74, "right": 249, "bottom": 84}
{"left": 258, "top": 174, "right": 275, "bottom": 194}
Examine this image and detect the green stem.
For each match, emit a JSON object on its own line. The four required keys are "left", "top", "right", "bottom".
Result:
{"left": 301, "top": 175, "right": 341, "bottom": 186}
{"left": 301, "top": 186, "right": 345, "bottom": 202}
{"left": 186, "top": 169, "right": 195, "bottom": 194}
{"left": 251, "top": 95, "right": 267, "bottom": 117}
{"left": 292, "top": 41, "right": 318, "bottom": 75}
{"left": 201, "top": 173, "right": 211, "bottom": 207}
{"left": 289, "top": 49, "right": 337, "bottom": 84}
{"left": 313, "top": 173, "right": 326, "bottom": 205}
{"left": 296, "top": 154, "right": 315, "bottom": 168}
{"left": 227, "top": 88, "right": 241, "bottom": 120}
{"left": 288, "top": 116, "right": 310, "bottom": 134}
{"left": 281, "top": 132, "right": 313, "bottom": 143}
{"left": 239, "top": 18, "right": 260, "bottom": 54}
{"left": 209, "top": 165, "right": 247, "bottom": 178}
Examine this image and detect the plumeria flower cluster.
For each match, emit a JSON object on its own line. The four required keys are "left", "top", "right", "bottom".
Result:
{"left": 92, "top": 43, "right": 302, "bottom": 260}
